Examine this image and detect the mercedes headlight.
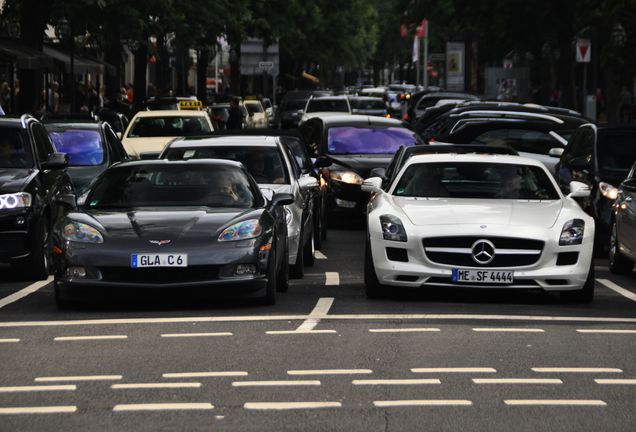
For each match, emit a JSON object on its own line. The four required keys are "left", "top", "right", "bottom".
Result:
{"left": 380, "top": 215, "right": 407, "bottom": 242}
{"left": 62, "top": 221, "right": 104, "bottom": 244}
{"left": 559, "top": 219, "right": 585, "bottom": 246}
{"left": 330, "top": 170, "right": 364, "bottom": 185}
{"left": 0, "top": 192, "right": 32, "bottom": 210}
{"left": 599, "top": 182, "right": 619, "bottom": 200}
{"left": 218, "top": 219, "right": 262, "bottom": 242}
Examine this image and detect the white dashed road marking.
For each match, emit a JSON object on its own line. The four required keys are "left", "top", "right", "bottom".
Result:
{"left": 325, "top": 272, "right": 340, "bottom": 286}
{"left": 532, "top": 368, "right": 622, "bottom": 373}
{"left": 296, "top": 297, "right": 335, "bottom": 332}
{"left": 113, "top": 403, "right": 214, "bottom": 412}
{"left": 472, "top": 328, "right": 545, "bottom": 333}
{"left": 160, "top": 332, "right": 232, "bottom": 338}
{"left": 266, "top": 330, "right": 337, "bottom": 335}
{"left": 0, "top": 277, "right": 52, "bottom": 309}
{"left": 35, "top": 375, "right": 122, "bottom": 382}
{"left": 163, "top": 371, "right": 248, "bottom": 378}
{"left": 244, "top": 402, "right": 341, "bottom": 410}
{"left": 0, "top": 385, "right": 76, "bottom": 393}
{"left": 369, "top": 328, "right": 440, "bottom": 333}
{"left": 0, "top": 338, "right": 19, "bottom": 343}
{"left": 232, "top": 380, "right": 321, "bottom": 387}
{"left": 374, "top": 400, "right": 472, "bottom": 407}
{"left": 315, "top": 250, "right": 328, "bottom": 259}
{"left": 111, "top": 383, "right": 201, "bottom": 389}
{"left": 472, "top": 378, "right": 562, "bottom": 384}
{"left": 504, "top": 400, "right": 606, "bottom": 406}
{"left": 595, "top": 379, "right": 636, "bottom": 385}
{"left": 0, "top": 406, "right": 77, "bottom": 415}
{"left": 412, "top": 368, "right": 497, "bottom": 373}
{"left": 353, "top": 379, "right": 440, "bottom": 385}
{"left": 577, "top": 329, "right": 636, "bottom": 334}
{"left": 288, "top": 369, "right": 373, "bottom": 376}
{"left": 597, "top": 279, "right": 636, "bottom": 302}
{"left": 54, "top": 335, "right": 127, "bottom": 341}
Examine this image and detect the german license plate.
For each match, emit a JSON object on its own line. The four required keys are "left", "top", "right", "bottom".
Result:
{"left": 131, "top": 254, "right": 188, "bottom": 268}
{"left": 452, "top": 269, "right": 513, "bottom": 284}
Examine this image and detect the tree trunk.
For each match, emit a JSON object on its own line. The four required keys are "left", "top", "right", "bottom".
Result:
{"left": 103, "top": 21, "right": 121, "bottom": 103}
{"left": 133, "top": 44, "right": 148, "bottom": 109}
{"left": 197, "top": 49, "right": 209, "bottom": 103}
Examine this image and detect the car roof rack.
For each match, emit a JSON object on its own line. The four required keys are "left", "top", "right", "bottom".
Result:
{"left": 404, "top": 143, "right": 519, "bottom": 157}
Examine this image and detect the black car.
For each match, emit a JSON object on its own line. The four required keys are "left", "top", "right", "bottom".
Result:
{"left": 0, "top": 115, "right": 72, "bottom": 279}
{"left": 405, "top": 91, "right": 479, "bottom": 123}
{"left": 45, "top": 122, "right": 130, "bottom": 196}
{"left": 52, "top": 159, "right": 292, "bottom": 307}
{"left": 278, "top": 98, "right": 311, "bottom": 129}
{"left": 299, "top": 115, "right": 420, "bottom": 216}
{"left": 610, "top": 161, "right": 636, "bottom": 274}
{"left": 555, "top": 124, "right": 636, "bottom": 253}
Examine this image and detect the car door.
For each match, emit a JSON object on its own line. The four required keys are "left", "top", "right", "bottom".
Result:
{"left": 556, "top": 126, "right": 595, "bottom": 196}
{"left": 299, "top": 118, "right": 323, "bottom": 157}
{"left": 617, "top": 164, "right": 636, "bottom": 255}
{"left": 104, "top": 124, "right": 130, "bottom": 164}
{"left": 281, "top": 140, "right": 315, "bottom": 244}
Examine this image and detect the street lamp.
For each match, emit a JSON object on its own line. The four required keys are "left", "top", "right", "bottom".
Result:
{"left": 56, "top": 17, "right": 75, "bottom": 111}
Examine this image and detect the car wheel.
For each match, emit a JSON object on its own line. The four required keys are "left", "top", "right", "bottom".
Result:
{"left": 262, "top": 249, "right": 277, "bottom": 305}
{"left": 304, "top": 227, "right": 316, "bottom": 267}
{"left": 609, "top": 221, "right": 634, "bottom": 275}
{"left": 364, "top": 239, "right": 384, "bottom": 299}
{"left": 562, "top": 264, "right": 594, "bottom": 303}
{"left": 14, "top": 215, "right": 50, "bottom": 280}
{"left": 276, "top": 242, "right": 289, "bottom": 293}
{"left": 289, "top": 232, "right": 304, "bottom": 279}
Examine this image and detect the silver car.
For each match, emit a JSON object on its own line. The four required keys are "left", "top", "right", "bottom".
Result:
{"left": 160, "top": 134, "right": 319, "bottom": 280}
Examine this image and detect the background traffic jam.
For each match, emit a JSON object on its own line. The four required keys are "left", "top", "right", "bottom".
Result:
{"left": 0, "top": 0, "right": 636, "bottom": 430}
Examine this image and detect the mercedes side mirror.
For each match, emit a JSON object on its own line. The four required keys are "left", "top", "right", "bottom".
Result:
{"left": 298, "top": 176, "right": 319, "bottom": 189}
{"left": 568, "top": 181, "right": 591, "bottom": 198}
{"left": 41, "top": 153, "right": 68, "bottom": 170}
{"left": 548, "top": 147, "right": 564, "bottom": 157}
{"left": 271, "top": 193, "right": 294, "bottom": 207}
{"left": 56, "top": 193, "right": 77, "bottom": 210}
{"left": 361, "top": 177, "right": 383, "bottom": 194}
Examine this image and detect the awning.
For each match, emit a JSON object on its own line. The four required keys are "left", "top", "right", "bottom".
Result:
{"left": 43, "top": 46, "right": 105, "bottom": 75}
{"left": 0, "top": 38, "right": 54, "bottom": 69}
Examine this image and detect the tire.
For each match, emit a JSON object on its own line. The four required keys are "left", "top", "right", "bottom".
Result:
{"left": 609, "top": 220, "right": 634, "bottom": 275}
{"left": 303, "top": 226, "right": 316, "bottom": 267}
{"left": 289, "top": 233, "right": 304, "bottom": 279}
{"left": 562, "top": 264, "right": 595, "bottom": 303}
{"left": 276, "top": 242, "right": 289, "bottom": 293}
{"left": 262, "top": 249, "right": 277, "bottom": 305}
{"left": 364, "top": 239, "right": 383, "bottom": 299}
{"left": 14, "top": 215, "right": 50, "bottom": 280}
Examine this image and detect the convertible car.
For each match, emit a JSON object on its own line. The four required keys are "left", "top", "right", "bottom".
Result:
{"left": 52, "top": 159, "right": 292, "bottom": 307}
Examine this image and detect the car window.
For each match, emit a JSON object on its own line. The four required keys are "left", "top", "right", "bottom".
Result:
{"left": 0, "top": 127, "right": 34, "bottom": 168}
{"left": 327, "top": 126, "right": 417, "bottom": 155}
{"left": 164, "top": 145, "right": 290, "bottom": 185}
{"left": 105, "top": 127, "right": 129, "bottom": 162}
{"left": 284, "top": 137, "right": 312, "bottom": 172}
{"left": 300, "top": 120, "right": 322, "bottom": 156}
{"left": 31, "top": 123, "right": 55, "bottom": 162}
{"left": 87, "top": 164, "right": 257, "bottom": 209}
{"left": 245, "top": 103, "right": 264, "bottom": 114}
{"left": 306, "top": 99, "right": 349, "bottom": 113}
{"left": 394, "top": 162, "right": 560, "bottom": 200}
{"left": 127, "top": 116, "right": 211, "bottom": 137}
{"left": 48, "top": 128, "right": 105, "bottom": 166}
{"left": 597, "top": 131, "right": 636, "bottom": 174}
{"left": 471, "top": 129, "right": 562, "bottom": 155}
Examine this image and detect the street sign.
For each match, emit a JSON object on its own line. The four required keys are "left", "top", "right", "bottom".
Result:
{"left": 576, "top": 38, "right": 591, "bottom": 63}
{"left": 258, "top": 61, "right": 274, "bottom": 71}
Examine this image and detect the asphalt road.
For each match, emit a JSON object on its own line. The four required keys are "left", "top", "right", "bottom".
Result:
{"left": 1, "top": 225, "right": 636, "bottom": 431}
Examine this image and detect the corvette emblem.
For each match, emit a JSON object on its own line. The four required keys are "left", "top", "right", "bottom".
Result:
{"left": 471, "top": 239, "right": 495, "bottom": 265}
{"left": 149, "top": 240, "right": 171, "bottom": 246}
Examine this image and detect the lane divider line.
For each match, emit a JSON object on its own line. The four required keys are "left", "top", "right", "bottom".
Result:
{"left": 353, "top": 379, "right": 440, "bottom": 385}
{"left": 0, "top": 385, "right": 76, "bottom": 393}
{"left": 325, "top": 272, "right": 340, "bottom": 286}
{"left": 266, "top": 330, "right": 336, "bottom": 335}
{"left": 35, "top": 375, "right": 122, "bottom": 382}
{"left": 472, "top": 328, "right": 545, "bottom": 333}
{"left": 412, "top": 368, "right": 496, "bottom": 373}
{"left": 54, "top": 335, "right": 127, "bottom": 341}
{"left": 597, "top": 279, "right": 636, "bottom": 302}
{"left": 315, "top": 251, "right": 328, "bottom": 259}
{"left": 369, "top": 328, "right": 440, "bottom": 333}
{"left": 0, "top": 338, "right": 20, "bottom": 343}
{"left": 504, "top": 400, "right": 606, "bottom": 406}
{"left": 113, "top": 403, "right": 214, "bottom": 412}
{"left": 163, "top": 371, "right": 248, "bottom": 378}
{"left": 472, "top": 378, "right": 562, "bottom": 384}
{"left": 296, "top": 297, "right": 334, "bottom": 332}
{"left": 288, "top": 369, "right": 373, "bottom": 376}
{"left": 532, "top": 368, "right": 622, "bottom": 373}
{"left": 0, "top": 406, "right": 77, "bottom": 415}
{"left": 244, "top": 402, "right": 341, "bottom": 410}
{"left": 576, "top": 329, "right": 636, "bottom": 334}
{"left": 595, "top": 379, "right": 636, "bottom": 385}
{"left": 111, "top": 383, "right": 201, "bottom": 389}
{"left": 0, "top": 276, "right": 52, "bottom": 309}
{"left": 160, "top": 332, "right": 232, "bottom": 338}
{"left": 232, "top": 380, "right": 321, "bottom": 387}
{"left": 374, "top": 400, "right": 472, "bottom": 407}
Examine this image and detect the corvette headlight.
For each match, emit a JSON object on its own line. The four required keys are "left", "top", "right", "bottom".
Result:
{"left": 218, "top": 219, "right": 262, "bottom": 242}
{"left": 559, "top": 219, "right": 585, "bottom": 246}
{"left": 380, "top": 215, "right": 407, "bottom": 242}
{"left": 0, "top": 192, "right": 32, "bottom": 210}
{"left": 330, "top": 170, "right": 364, "bottom": 185}
{"left": 62, "top": 221, "right": 104, "bottom": 243}
{"left": 599, "top": 182, "right": 619, "bottom": 200}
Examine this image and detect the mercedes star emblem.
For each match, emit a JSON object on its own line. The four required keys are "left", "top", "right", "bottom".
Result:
{"left": 471, "top": 239, "right": 496, "bottom": 265}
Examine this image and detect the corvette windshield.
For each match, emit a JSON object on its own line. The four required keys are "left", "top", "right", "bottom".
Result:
{"left": 394, "top": 162, "right": 560, "bottom": 200}
{"left": 327, "top": 126, "right": 417, "bottom": 155}
{"left": 87, "top": 164, "right": 256, "bottom": 208}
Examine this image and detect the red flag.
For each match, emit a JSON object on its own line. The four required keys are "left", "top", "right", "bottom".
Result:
{"left": 416, "top": 18, "right": 428, "bottom": 39}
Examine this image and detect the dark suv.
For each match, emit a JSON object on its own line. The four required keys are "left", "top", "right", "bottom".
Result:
{"left": 0, "top": 115, "right": 72, "bottom": 279}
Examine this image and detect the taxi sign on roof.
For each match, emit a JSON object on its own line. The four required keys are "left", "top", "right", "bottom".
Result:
{"left": 178, "top": 100, "right": 203, "bottom": 110}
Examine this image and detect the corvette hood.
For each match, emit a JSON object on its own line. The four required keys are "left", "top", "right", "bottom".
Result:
{"left": 393, "top": 197, "right": 563, "bottom": 228}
